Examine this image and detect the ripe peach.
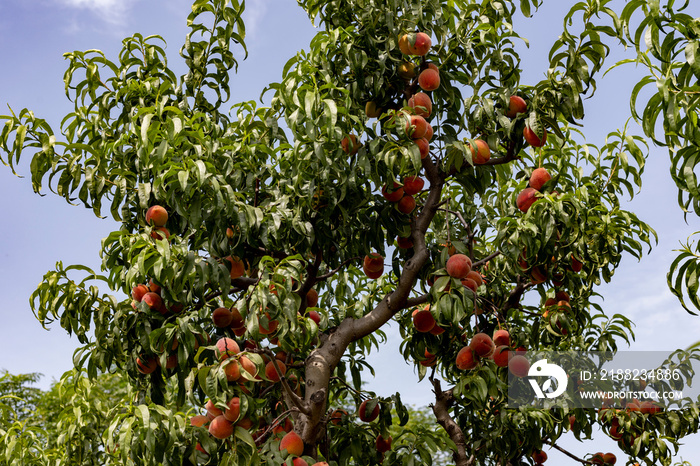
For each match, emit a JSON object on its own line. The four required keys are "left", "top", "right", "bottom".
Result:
{"left": 150, "top": 227, "right": 170, "bottom": 241}
{"left": 205, "top": 400, "right": 223, "bottom": 418}
{"left": 365, "top": 101, "right": 382, "bottom": 118}
{"left": 523, "top": 125, "right": 547, "bottom": 147}
{"left": 461, "top": 277, "right": 477, "bottom": 292}
{"left": 382, "top": 182, "right": 404, "bottom": 202}
{"left": 397, "top": 236, "right": 413, "bottom": 249}
{"left": 265, "top": 360, "right": 286, "bottom": 382}
{"left": 506, "top": 95, "right": 527, "bottom": 118}
{"left": 591, "top": 452, "right": 605, "bottom": 464}
{"left": 530, "top": 266, "right": 547, "bottom": 284}
{"left": 408, "top": 92, "right": 432, "bottom": 118}
{"left": 446, "top": 254, "right": 472, "bottom": 279}
{"left": 470, "top": 333, "right": 495, "bottom": 357}
{"left": 259, "top": 313, "right": 279, "bottom": 335}
{"left": 470, "top": 139, "right": 490, "bottom": 164}
{"left": 424, "top": 123, "right": 434, "bottom": 141}
{"left": 508, "top": 355, "right": 530, "bottom": 377}
{"left": 329, "top": 409, "right": 347, "bottom": 425}
{"left": 215, "top": 337, "right": 240, "bottom": 360}
{"left": 306, "top": 288, "right": 319, "bottom": 307}
{"left": 359, "top": 399, "right": 380, "bottom": 422}
{"left": 341, "top": 134, "right": 361, "bottom": 155}
{"left": 280, "top": 431, "right": 304, "bottom": 456}
{"left": 456, "top": 346, "right": 478, "bottom": 370}
{"left": 411, "top": 32, "right": 432, "bottom": 55}
{"left": 402, "top": 175, "right": 425, "bottom": 195}
{"left": 530, "top": 167, "right": 551, "bottom": 191}
{"left": 136, "top": 355, "right": 158, "bottom": 375}
{"left": 223, "top": 359, "right": 241, "bottom": 382}
{"left": 415, "top": 137, "right": 430, "bottom": 158}
{"left": 516, "top": 187, "right": 539, "bottom": 213}
{"left": 131, "top": 284, "right": 149, "bottom": 302}
{"left": 224, "top": 256, "right": 246, "bottom": 279}
{"left": 307, "top": 310, "right": 321, "bottom": 324}
{"left": 412, "top": 306, "right": 436, "bottom": 333}
{"left": 420, "top": 349, "right": 437, "bottom": 367}
{"left": 532, "top": 450, "right": 547, "bottom": 463}
{"left": 555, "top": 290, "right": 570, "bottom": 302}
{"left": 229, "top": 307, "right": 245, "bottom": 329}
{"left": 239, "top": 355, "right": 259, "bottom": 380}
{"left": 640, "top": 401, "right": 661, "bottom": 415}
{"left": 406, "top": 114, "right": 429, "bottom": 139}
{"left": 375, "top": 434, "right": 392, "bottom": 453}
{"left": 492, "top": 346, "right": 510, "bottom": 367}
{"left": 363, "top": 253, "right": 385, "bottom": 273}
{"left": 603, "top": 452, "right": 616, "bottom": 464}
{"left": 465, "top": 270, "right": 483, "bottom": 287}
{"left": 312, "top": 463, "right": 330, "bottom": 466}
{"left": 145, "top": 205, "right": 168, "bottom": 226}
{"left": 223, "top": 397, "right": 241, "bottom": 422}
{"left": 492, "top": 329, "right": 510, "bottom": 347}
{"left": 209, "top": 415, "right": 234, "bottom": 439}
{"left": 429, "top": 325, "right": 445, "bottom": 336}
{"left": 418, "top": 68, "right": 440, "bottom": 91}
{"left": 190, "top": 414, "right": 209, "bottom": 427}
{"left": 292, "top": 458, "right": 309, "bottom": 466}
{"left": 571, "top": 255, "right": 583, "bottom": 273}
{"left": 212, "top": 307, "right": 233, "bottom": 328}
{"left": 397, "top": 195, "right": 416, "bottom": 214}
{"left": 142, "top": 292, "right": 162, "bottom": 311}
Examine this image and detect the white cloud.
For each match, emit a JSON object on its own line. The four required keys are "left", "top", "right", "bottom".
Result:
{"left": 57, "top": 0, "right": 137, "bottom": 27}
{"left": 241, "top": 0, "right": 268, "bottom": 39}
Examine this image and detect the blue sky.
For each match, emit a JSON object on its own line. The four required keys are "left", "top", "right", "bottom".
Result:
{"left": 0, "top": 0, "right": 699, "bottom": 463}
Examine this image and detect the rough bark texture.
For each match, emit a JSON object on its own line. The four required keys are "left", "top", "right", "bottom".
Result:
{"left": 297, "top": 155, "right": 445, "bottom": 452}
{"left": 431, "top": 379, "right": 472, "bottom": 466}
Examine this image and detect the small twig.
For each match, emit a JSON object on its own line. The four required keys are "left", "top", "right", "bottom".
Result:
{"left": 316, "top": 256, "right": 362, "bottom": 280}
{"left": 543, "top": 439, "right": 593, "bottom": 464}
{"left": 473, "top": 251, "right": 501, "bottom": 269}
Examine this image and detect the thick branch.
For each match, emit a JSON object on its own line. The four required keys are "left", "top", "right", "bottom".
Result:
{"left": 298, "top": 155, "right": 446, "bottom": 448}
{"left": 431, "top": 379, "right": 471, "bottom": 466}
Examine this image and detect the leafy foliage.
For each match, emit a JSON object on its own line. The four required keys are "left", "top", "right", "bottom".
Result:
{"left": 1, "top": 0, "right": 700, "bottom": 465}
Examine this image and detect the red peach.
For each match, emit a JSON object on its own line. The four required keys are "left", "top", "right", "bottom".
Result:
{"left": 456, "top": 346, "right": 478, "bottom": 370}
{"left": 223, "top": 397, "right": 241, "bottom": 422}
{"left": 516, "top": 187, "right": 539, "bottom": 213}
{"left": 415, "top": 137, "right": 430, "bottom": 158}
{"left": 492, "top": 329, "right": 510, "bottom": 347}
{"left": 492, "top": 346, "right": 510, "bottom": 368}
{"left": 306, "top": 288, "right": 319, "bottom": 307}
{"left": 375, "top": 434, "right": 392, "bottom": 453}
{"left": 470, "top": 139, "right": 490, "bottom": 164}
{"left": 508, "top": 355, "right": 530, "bottom": 377}
{"left": 215, "top": 337, "right": 240, "bottom": 360}
{"left": 209, "top": 415, "right": 234, "bottom": 439}
{"left": 382, "top": 182, "right": 404, "bottom": 202}
{"left": 131, "top": 284, "right": 149, "bottom": 302}
{"left": 225, "top": 256, "right": 246, "bottom": 279}
{"left": 530, "top": 167, "right": 551, "bottom": 191}
{"left": 402, "top": 176, "right": 425, "bottom": 195}
{"left": 523, "top": 125, "right": 547, "bottom": 147}
{"left": 408, "top": 92, "right": 432, "bottom": 118}
{"left": 418, "top": 68, "right": 440, "bottom": 91}
{"left": 359, "top": 399, "right": 380, "bottom": 422}
{"left": 265, "top": 360, "right": 286, "bottom": 382}
{"left": 406, "top": 114, "right": 429, "bottom": 139}
{"left": 446, "top": 254, "right": 472, "bottom": 279}
{"left": 212, "top": 307, "right": 233, "bottom": 328}
{"left": 469, "top": 333, "right": 495, "bottom": 357}
{"left": 190, "top": 414, "right": 209, "bottom": 427}
{"left": 506, "top": 95, "right": 527, "bottom": 118}
{"left": 145, "top": 205, "right": 168, "bottom": 226}
{"left": 412, "top": 306, "right": 436, "bottom": 333}
{"left": 396, "top": 236, "right": 413, "bottom": 249}
{"left": 397, "top": 195, "right": 416, "bottom": 214}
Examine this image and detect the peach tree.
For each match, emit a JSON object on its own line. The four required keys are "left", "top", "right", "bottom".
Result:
{"left": 1, "top": 0, "right": 699, "bottom": 465}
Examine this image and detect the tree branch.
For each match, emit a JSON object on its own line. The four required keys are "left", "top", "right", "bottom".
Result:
{"left": 430, "top": 379, "right": 471, "bottom": 466}
{"left": 543, "top": 439, "right": 594, "bottom": 464}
